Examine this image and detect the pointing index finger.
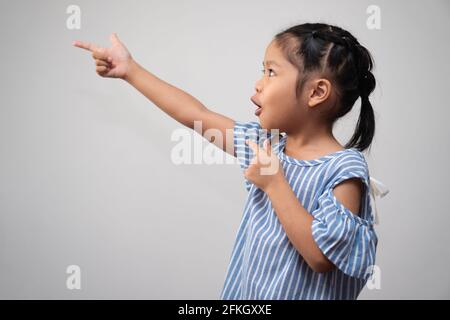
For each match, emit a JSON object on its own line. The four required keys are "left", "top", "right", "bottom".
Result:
{"left": 73, "top": 40, "right": 98, "bottom": 52}
{"left": 263, "top": 138, "right": 272, "bottom": 155}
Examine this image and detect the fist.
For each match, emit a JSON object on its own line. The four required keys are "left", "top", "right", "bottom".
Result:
{"left": 244, "top": 138, "right": 285, "bottom": 192}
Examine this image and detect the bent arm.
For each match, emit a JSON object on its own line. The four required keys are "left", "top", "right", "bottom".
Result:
{"left": 265, "top": 178, "right": 363, "bottom": 273}
{"left": 124, "top": 60, "right": 236, "bottom": 156}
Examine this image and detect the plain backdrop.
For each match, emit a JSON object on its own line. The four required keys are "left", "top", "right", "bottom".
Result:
{"left": 0, "top": 0, "right": 449, "bottom": 299}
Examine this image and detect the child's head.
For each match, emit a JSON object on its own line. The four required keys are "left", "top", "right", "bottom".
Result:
{"left": 254, "top": 22, "right": 376, "bottom": 152}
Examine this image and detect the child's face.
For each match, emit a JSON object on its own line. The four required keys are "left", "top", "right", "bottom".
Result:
{"left": 252, "top": 40, "right": 310, "bottom": 133}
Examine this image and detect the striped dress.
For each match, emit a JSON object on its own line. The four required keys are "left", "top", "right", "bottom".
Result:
{"left": 220, "top": 121, "right": 378, "bottom": 300}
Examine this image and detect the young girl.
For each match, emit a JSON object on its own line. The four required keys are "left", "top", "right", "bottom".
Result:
{"left": 74, "top": 22, "right": 379, "bottom": 300}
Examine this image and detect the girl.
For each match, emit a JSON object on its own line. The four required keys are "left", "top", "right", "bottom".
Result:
{"left": 74, "top": 22, "right": 381, "bottom": 300}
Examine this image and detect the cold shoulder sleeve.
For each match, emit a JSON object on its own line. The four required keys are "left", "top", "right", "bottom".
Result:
{"left": 310, "top": 151, "right": 378, "bottom": 280}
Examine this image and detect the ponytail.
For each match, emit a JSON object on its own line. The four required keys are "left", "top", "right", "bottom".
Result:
{"left": 345, "top": 91, "right": 375, "bottom": 152}
{"left": 345, "top": 70, "right": 376, "bottom": 152}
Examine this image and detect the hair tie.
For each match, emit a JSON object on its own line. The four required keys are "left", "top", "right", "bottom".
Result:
{"left": 360, "top": 73, "right": 369, "bottom": 98}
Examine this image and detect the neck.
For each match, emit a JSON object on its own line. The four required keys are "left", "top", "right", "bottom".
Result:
{"left": 284, "top": 121, "right": 343, "bottom": 157}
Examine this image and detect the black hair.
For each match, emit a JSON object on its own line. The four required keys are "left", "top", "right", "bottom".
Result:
{"left": 273, "top": 22, "right": 376, "bottom": 152}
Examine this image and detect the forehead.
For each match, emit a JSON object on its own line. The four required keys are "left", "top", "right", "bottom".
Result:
{"left": 263, "top": 41, "right": 286, "bottom": 67}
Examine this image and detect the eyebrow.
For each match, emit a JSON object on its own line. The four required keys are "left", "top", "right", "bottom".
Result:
{"left": 262, "top": 60, "right": 281, "bottom": 67}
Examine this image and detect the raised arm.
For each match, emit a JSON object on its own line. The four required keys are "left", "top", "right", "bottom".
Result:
{"left": 73, "top": 33, "right": 236, "bottom": 156}
{"left": 124, "top": 60, "right": 236, "bottom": 155}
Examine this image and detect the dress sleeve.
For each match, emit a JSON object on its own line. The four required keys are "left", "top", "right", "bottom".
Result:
{"left": 310, "top": 155, "right": 378, "bottom": 280}
{"left": 233, "top": 120, "right": 273, "bottom": 192}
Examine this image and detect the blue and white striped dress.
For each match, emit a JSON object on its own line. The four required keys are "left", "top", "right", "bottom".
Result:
{"left": 220, "top": 121, "right": 378, "bottom": 300}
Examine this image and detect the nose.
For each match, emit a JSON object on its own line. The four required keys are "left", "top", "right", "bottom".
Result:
{"left": 255, "top": 78, "right": 262, "bottom": 93}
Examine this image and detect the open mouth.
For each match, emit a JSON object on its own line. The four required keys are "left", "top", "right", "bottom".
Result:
{"left": 251, "top": 97, "right": 263, "bottom": 116}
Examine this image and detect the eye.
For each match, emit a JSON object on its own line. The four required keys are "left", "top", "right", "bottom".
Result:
{"left": 260, "top": 68, "right": 275, "bottom": 77}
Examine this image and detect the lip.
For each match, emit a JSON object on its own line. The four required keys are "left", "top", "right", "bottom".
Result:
{"left": 251, "top": 96, "right": 263, "bottom": 116}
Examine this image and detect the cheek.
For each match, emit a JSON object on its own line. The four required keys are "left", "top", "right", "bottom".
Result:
{"left": 265, "top": 85, "right": 297, "bottom": 113}
{"left": 267, "top": 83, "right": 287, "bottom": 100}
{"left": 260, "top": 101, "right": 293, "bottom": 130}
{"left": 261, "top": 86, "right": 301, "bottom": 128}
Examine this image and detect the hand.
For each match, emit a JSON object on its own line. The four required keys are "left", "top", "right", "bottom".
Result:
{"left": 244, "top": 138, "right": 286, "bottom": 193}
{"left": 73, "top": 33, "right": 133, "bottom": 79}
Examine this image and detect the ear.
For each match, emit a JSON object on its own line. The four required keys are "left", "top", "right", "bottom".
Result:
{"left": 307, "top": 78, "right": 332, "bottom": 108}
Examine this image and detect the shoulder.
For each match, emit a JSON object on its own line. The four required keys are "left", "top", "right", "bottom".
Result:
{"left": 321, "top": 149, "right": 371, "bottom": 218}
{"left": 326, "top": 148, "right": 370, "bottom": 190}
{"left": 332, "top": 174, "right": 365, "bottom": 216}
